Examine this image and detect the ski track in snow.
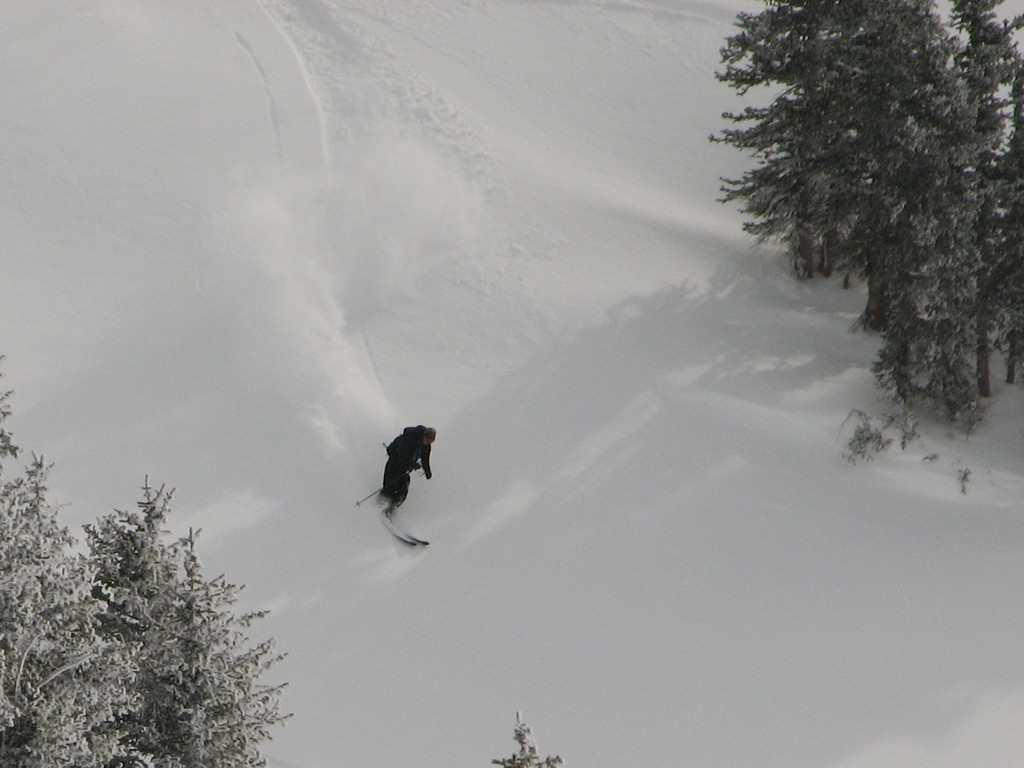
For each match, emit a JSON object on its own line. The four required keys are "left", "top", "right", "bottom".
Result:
{"left": 234, "top": 29, "right": 285, "bottom": 159}
{"left": 253, "top": 0, "right": 334, "bottom": 169}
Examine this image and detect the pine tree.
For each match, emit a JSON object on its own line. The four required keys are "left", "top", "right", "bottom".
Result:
{"left": 715, "top": 0, "right": 976, "bottom": 331}
{"left": 838, "top": 0, "right": 979, "bottom": 342}
{"left": 948, "top": 0, "right": 1023, "bottom": 398}
{"left": 717, "top": 0, "right": 990, "bottom": 418}
{"left": 868, "top": 0, "right": 1024, "bottom": 419}
{"left": 996, "top": 65, "right": 1024, "bottom": 382}
{"left": 86, "top": 483, "right": 288, "bottom": 768}
{"left": 714, "top": 0, "right": 850, "bottom": 279}
{"left": 864, "top": 28, "right": 982, "bottom": 419}
{"left": 0, "top": 383, "right": 134, "bottom": 768}
{"left": 491, "top": 713, "right": 563, "bottom": 768}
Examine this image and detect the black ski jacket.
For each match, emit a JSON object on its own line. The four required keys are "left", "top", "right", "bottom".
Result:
{"left": 387, "top": 425, "right": 432, "bottom": 479}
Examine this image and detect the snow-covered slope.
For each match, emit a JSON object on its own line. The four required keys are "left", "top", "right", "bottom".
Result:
{"left": 4, "top": 1, "right": 1024, "bottom": 767}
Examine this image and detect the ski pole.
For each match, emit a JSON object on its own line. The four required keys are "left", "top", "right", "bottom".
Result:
{"left": 354, "top": 470, "right": 413, "bottom": 507}
{"left": 355, "top": 488, "right": 383, "bottom": 507}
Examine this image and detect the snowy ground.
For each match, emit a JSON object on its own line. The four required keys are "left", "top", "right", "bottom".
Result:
{"left": 4, "top": 1, "right": 1024, "bottom": 767}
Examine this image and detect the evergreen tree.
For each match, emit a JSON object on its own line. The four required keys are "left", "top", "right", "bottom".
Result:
{"left": 850, "top": 0, "right": 983, "bottom": 418}
{"left": 717, "top": 0, "right": 989, "bottom": 418}
{"left": 948, "top": 0, "right": 1023, "bottom": 398}
{"left": 0, "top": 383, "right": 134, "bottom": 768}
{"left": 714, "top": 0, "right": 850, "bottom": 279}
{"left": 491, "top": 713, "right": 563, "bottom": 768}
{"left": 996, "top": 64, "right": 1024, "bottom": 382}
{"left": 839, "top": 0, "right": 979, "bottom": 342}
{"left": 715, "top": 0, "right": 976, "bottom": 333}
{"left": 86, "top": 483, "right": 287, "bottom": 768}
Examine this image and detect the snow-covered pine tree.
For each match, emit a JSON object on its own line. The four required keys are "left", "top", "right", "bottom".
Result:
{"left": 0, "top": 366, "right": 14, "bottom": 460}
{"left": 996, "top": 63, "right": 1024, "bottom": 383}
{"left": 948, "top": 0, "right": 1023, "bottom": 398}
{"left": 715, "top": 0, "right": 975, "bottom": 329}
{"left": 0, "top": 383, "right": 134, "bottom": 768}
{"left": 856, "top": 0, "right": 985, "bottom": 419}
{"left": 991, "top": 40, "right": 1024, "bottom": 387}
{"left": 717, "top": 0, "right": 989, "bottom": 418}
{"left": 491, "top": 713, "right": 563, "bottom": 768}
{"left": 86, "top": 483, "right": 288, "bottom": 768}
{"left": 714, "top": 0, "right": 851, "bottom": 279}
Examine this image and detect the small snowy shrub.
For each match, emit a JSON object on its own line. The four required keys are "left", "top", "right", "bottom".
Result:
{"left": 492, "top": 713, "right": 563, "bottom": 768}
{"left": 840, "top": 409, "right": 920, "bottom": 463}
{"left": 958, "top": 467, "right": 971, "bottom": 494}
{"left": 841, "top": 410, "right": 893, "bottom": 463}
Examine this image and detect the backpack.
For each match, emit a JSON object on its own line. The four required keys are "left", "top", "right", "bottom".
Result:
{"left": 386, "top": 426, "right": 422, "bottom": 458}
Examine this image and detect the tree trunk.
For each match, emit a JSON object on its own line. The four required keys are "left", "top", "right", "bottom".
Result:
{"left": 794, "top": 227, "right": 814, "bottom": 279}
{"left": 863, "top": 256, "right": 888, "bottom": 331}
{"left": 1007, "top": 329, "right": 1019, "bottom": 385}
{"left": 977, "top": 315, "right": 992, "bottom": 398}
{"left": 819, "top": 228, "right": 839, "bottom": 277}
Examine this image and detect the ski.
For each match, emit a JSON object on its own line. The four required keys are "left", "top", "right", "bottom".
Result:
{"left": 379, "top": 506, "right": 430, "bottom": 546}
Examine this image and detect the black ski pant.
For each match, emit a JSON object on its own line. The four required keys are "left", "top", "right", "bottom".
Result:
{"left": 382, "top": 458, "right": 410, "bottom": 505}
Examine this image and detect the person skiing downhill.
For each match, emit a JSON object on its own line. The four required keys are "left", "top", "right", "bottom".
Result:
{"left": 380, "top": 425, "right": 435, "bottom": 511}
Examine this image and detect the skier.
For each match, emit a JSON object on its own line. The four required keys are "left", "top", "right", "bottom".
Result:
{"left": 380, "top": 425, "right": 436, "bottom": 511}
